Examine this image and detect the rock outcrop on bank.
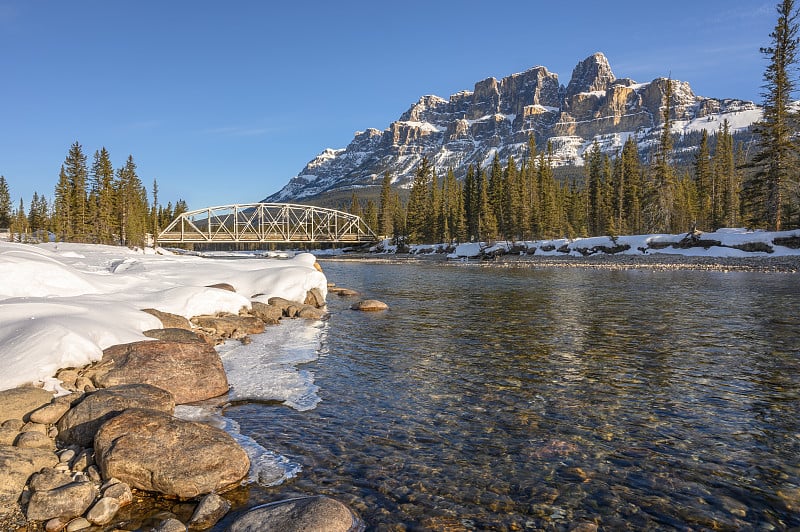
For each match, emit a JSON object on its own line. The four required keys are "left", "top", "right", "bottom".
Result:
{"left": 0, "top": 285, "right": 365, "bottom": 531}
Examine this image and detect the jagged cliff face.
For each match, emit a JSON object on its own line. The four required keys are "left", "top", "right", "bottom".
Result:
{"left": 266, "top": 52, "right": 761, "bottom": 202}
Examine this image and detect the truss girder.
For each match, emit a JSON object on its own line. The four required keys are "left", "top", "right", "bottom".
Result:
{"left": 157, "top": 203, "right": 378, "bottom": 244}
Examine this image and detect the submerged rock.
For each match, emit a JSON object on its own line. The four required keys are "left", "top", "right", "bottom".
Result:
{"left": 227, "top": 496, "right": 364, "bottom": 532}
{"left": 187, "top": 492, "right": 231, "bottom": 529}
{"left": 350, "top": 300, "right": 389, "bottom": 312}
{"left": 94, "top": 408, "right": 250, "bottom": 498}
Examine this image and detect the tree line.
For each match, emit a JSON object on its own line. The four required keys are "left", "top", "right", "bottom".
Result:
{"left": 0, "top": 142, "right": 187, "bottom": 246}
{"left": 347, "top": 1, "right": 800, "bottom": 244}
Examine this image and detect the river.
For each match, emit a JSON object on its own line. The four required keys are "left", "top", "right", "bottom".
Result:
{"left": 222, "top": 260, "right": 800, "bottom": 531}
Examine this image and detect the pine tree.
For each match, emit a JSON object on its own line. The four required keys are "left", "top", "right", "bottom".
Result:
{"left": 64, "top": 142, "right": 89, "bottom": 241}
{"left": 115, "top": 155, "right": 149, "bottom": 246}
{"left": 644, "top": 78, "right": 678, "bottom": 233}
{"left": 406, "top": 158, "right": 432, "bottom": 243}
{"left": 348, "top": 192, "right": 363, "bottom": 218}
{"left": 714, "top": 120, "right": 739, "bottom": 227}
{"left": 151, "top": 178, "right": 160, "bottom": 239}
{"left": 53, "top": 166, "right": 71, "bottom": 241}
{"left": 489, "top": 153, "right": 506, "bottom": 238}
{"left": 694, "top": 129, "right": 713, "bottom": 229}
{"left": 90, "top": 148, "right": 116, "bottom": 244}
{"left": 538, "top": 146, "right": 559, "bottom": 238}
{"left": 586, "top": 141, "right": 605, "bottom": 235}
{"left": 477, "top": 169, "right": 497, "bottom": 240}
{"left": 363, "top": 199, "right": 378, "bottom": 233}
{"left": 0, "top": 176, "right": 11, "bottom": 229}
{"left": 621, "top": 138, "right": 643, "bottom": 234}
{"left": 14, "top": 198, "right": 28, "bottom": 242}
{"left": 378, "top": 172, "right": 394, "bottom": 236}
{"left": 746, "top": 0, "right": 800, "bottom": 229}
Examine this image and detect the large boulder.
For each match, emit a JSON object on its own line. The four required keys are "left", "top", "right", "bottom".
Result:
{"left": 94, "top": 409, "right": 250, "bottom": 498}
{"left": 91, "top": 340, "right": 228, "bottom": 404}
{"left": 0, "top": 446, "right": 59, "bottom": 512}
{"left": 0, "top": 387, "right": 54, "bottom": 422}
{"left": 57, "top": 384, "right": 175, "bottom": 447}
{"left": 227, "top": 496, "right": 363, "bottom": 532}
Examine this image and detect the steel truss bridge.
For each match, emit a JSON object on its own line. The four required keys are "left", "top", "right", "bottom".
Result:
{"left": 157, "top": 203, "right": 378, "bottom": 244}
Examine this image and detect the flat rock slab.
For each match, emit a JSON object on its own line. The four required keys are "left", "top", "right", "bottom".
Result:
{"left": 227, "top": 496, "right": 363, "bottom": 532}
{"left": 143, "top": 328, "right": 206, "bottom": 343}
{"left": 94, "top": 408, "right": 250, "bottom": 498}
{"left": 0, "top": 387, "right": 54, "bottom": 422}
{"left": 191, "top": 314, "right": 265, "bottom": 339}
{"left": 92, "top": 340, "right": 228, "bottom": 404}
{"left": 57, "top": 383, "right": 175, "bottom": 447}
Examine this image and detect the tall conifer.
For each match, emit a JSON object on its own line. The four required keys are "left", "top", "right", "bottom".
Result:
{"left": 746, "top": 0, "right": 799, "bottom": 229}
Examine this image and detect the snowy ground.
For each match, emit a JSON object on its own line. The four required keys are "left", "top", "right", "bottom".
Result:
{"left": 0, "top": 241, "right": 328, "bottom": 392}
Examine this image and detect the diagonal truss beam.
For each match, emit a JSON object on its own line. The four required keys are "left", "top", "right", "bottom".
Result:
{"left": 157, "top": 203, "right": 379, "bottom": 244}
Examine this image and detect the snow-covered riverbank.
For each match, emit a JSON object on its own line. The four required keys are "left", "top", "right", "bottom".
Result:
{"left": 0, "top": 241, "right": 327, "bottom": 392}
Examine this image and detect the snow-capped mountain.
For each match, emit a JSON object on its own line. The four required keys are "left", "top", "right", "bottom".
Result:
{"left": 265, "top": 52, "right": 762, "bottom": 202}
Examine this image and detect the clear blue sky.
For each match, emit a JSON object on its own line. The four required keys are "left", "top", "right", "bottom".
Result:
{"left": 0, "top": 1, "right": 778, "bottom": 210}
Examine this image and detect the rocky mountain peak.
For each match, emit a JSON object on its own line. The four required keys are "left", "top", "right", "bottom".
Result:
{"left": 565, "top": 52, "right": 616, "bottom": 98}
{"left": 264, "top": 52, "right": 761, "bottom": 204}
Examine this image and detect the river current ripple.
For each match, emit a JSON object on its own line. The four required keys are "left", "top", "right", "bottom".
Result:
{"left": 224, "top": 262, "right": 800, "bottom": 531}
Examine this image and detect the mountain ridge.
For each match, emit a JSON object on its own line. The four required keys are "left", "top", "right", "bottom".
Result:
{"left": 265, "top": 52, "right": 761, "bottom": 203}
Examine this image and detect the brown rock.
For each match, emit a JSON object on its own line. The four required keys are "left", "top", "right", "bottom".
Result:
{"left": 14, "top": 431, "right": 54, "bottom": 450}
{"left": 331, "top": 287, "right": 359, "bottom": 297}
{"left": 0, "top": 386, "right": 53, "bottom": 422}
{"left": 187, "top": 492, "right": 231, "bottom": 529}
{"left": 26, "top": 480, "right": 98, "bottom": 521}
{"left": 152, "top": 518, "right": 187, "bottom": 532}
{"left": 102, "top": 481, "right": 132, "bottom": 507}
{"left": 190, "top": 314, "right": 265, "bottom": 339}
{"left": 227, "top": 496, "right": 362, "bottom": 532}
{"left": 141, "top": 309, "right": 192, "bottom": 330}
{"left": 250, "top": 301, "right": 283, "bottom": 324}
{"left": 267, "top": 297, "right": 295, "bottom": 314}
{"left": 57, "top": 384, "right": 175, "bottom": 447}
{"left": 304, "top": 287, "right": 326, "bottom": 308}
{"left": 0, "top": 427, "right": 19, "bottom": 445}
{"left": 0, "top": 447, "right": 59, "bottom": 511}
{"left": 29, "top": 401, "right": 71, "bottom": 425}
{"left": 143, "top": 328, "right": 206, "bottom": 343}
{"left": 29, "top": 469, "right": 74, "bottom": 492}
{"left": 92, "top": 341, "right": 228, "bottom": 404}
{"left": 94, "top": 409, "right": 250, "bottom": 498}
{"left": 85, "top": 496, "right": 120, "bottom": 525}
{"left": 351, "top": 299, "right": 389, "bottom": 311}
{"left": 206, "top": 283, "right": 236, "bottom": 292}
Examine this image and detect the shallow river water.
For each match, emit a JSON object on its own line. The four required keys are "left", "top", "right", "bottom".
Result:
{"left": 222, "top": 261, "right": 800, "bottom": 531}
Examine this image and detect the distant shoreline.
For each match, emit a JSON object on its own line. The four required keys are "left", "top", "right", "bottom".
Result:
{"left": 317, "top": 252, "right": 800, "bottom": 273}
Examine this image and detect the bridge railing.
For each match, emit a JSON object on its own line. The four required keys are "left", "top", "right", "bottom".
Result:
{"left": 157, "top": 203, "right": 378, "bottom": 244}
